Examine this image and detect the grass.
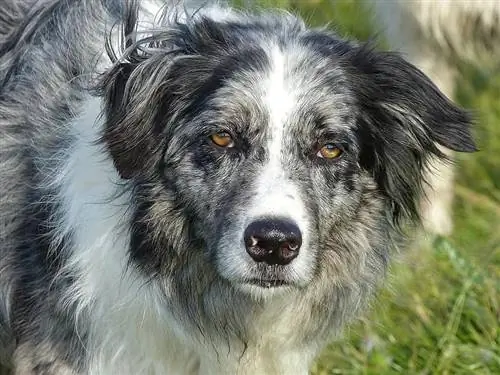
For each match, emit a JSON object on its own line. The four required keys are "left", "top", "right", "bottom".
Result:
{"left": 234, "top": 1, "right": 499, "bottom": 373}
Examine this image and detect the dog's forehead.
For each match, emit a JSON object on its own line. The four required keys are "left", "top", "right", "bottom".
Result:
{"left": 211, "top": 41, "right": 357, "bottom": 138}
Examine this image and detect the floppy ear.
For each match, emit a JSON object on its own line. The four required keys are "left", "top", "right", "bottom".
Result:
{"left": 96, "top": 2, "right": 166, "bottom": 180}
{"left": 99, "top": 61, "right": 168, "bottom": 179}
{"left": 349, "top": 48, "right": 476, "bottom": 222}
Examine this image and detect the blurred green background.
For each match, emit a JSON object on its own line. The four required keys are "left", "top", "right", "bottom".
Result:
{"left": 233, "top": 1, "right": 499, "bottom": 374}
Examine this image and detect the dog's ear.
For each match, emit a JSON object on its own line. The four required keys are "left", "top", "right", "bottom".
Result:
{"left": 99, "top": 61, "right": 167, "bottom": 179}
{"left": 350, "top": 48, "right": 476, "bottom": 221}
{"left": 96, "top": 2, "right": 167, "bottom": 180}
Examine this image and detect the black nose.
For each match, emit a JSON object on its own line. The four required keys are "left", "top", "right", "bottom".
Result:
{"left": 244, "top": 219, "right": 302, "bottom": 266}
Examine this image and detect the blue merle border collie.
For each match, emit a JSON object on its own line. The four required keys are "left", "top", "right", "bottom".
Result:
{"left": 0, "top": 0, "right": 475, "bottom": 373}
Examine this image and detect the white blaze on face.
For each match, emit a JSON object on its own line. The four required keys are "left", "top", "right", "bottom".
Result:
{"left": 246, "top": 46, "right": 310, "bottom": 252}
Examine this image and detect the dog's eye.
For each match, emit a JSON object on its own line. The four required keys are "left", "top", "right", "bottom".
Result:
{"left": 317, "top": 143, "right": 343, "bottom": 159}
{"left": 210, "top": 131, "right": 234, "bottom": 148}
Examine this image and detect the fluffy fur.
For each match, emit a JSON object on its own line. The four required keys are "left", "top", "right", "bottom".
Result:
{"left": 0, "top": 1, "right": 475, "bottom": 374}
{"left": 368, "top": 0, "right": 499, "bottom": 235}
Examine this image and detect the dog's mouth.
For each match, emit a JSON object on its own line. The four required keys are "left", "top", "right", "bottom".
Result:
{"left": 238, "top": 263, "right": 299, "bottom": 289}
{"left": 244, "top": 278, "right": 290, "bottom": 288}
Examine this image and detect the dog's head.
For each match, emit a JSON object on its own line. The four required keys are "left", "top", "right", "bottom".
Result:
{"left": 99, "top": 6, "right": 475, "bottom": 299}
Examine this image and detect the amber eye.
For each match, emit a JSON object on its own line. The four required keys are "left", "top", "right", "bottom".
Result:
{"left": 210, "top": 131, "right": 234, "bottom": 148}
{"left": 317, "top": 143, "right": 343, "bottom": 159}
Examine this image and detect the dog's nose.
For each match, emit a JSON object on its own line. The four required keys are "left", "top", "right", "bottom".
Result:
{"left": 244, "top": 219, "right": 302, "bottom": 265}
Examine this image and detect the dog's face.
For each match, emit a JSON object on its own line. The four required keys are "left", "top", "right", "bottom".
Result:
{"left": 101, "top": 11, "right": 475, "bottom": 298}
{"left": 171, "top": 45, "right": 365, "bottom": 294}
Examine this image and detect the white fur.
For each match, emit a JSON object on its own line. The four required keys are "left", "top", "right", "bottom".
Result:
{"left": 52, "top": 98, "right": 194, "bottom": 374}
{"left": 249, "top": 45, "right": 313, "bottom": 277}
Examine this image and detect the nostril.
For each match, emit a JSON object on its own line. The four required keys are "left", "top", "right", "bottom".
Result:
{"left": 287, "top": 239, "right": 300, "bottom": 251}
{"left": 245, "top": 235, "right": 259, "bottom": 248}
{"left": 244, "top": 218, "right": 302, "bottom": 266}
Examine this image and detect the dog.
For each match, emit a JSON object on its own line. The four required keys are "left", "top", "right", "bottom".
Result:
{"left": 0, "top": 0, "right": 475, "bottom": 373}
{"left": 367, "top": 0, "right": 499, "bottom": 235}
